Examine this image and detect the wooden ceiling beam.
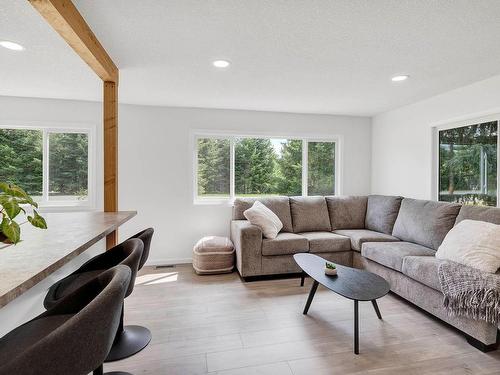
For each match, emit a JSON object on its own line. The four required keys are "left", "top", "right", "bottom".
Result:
{"left": 28, "top": 0, "right": 118, "bottom": 83}
{"left": 29, "top": 0, "right": 120, "bottom": 248}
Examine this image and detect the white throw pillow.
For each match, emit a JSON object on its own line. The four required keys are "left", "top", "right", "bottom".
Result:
{"left": 243, "top": 201, "right": 283, "bottom": 239}
{"left": 436, "top": 219, "right": 500, "bottom": 273}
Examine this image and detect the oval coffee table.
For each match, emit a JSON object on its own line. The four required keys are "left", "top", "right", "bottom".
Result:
{"left": 294, "top": 253, "right": 390, "bottom": 354}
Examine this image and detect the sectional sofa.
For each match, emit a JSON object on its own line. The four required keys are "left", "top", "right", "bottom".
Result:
{"left": 230, "top": 195, "right": 500, "bottom": 351}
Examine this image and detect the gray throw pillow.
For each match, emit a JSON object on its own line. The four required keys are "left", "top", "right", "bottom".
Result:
{"left": 233, "top": 197, "right": 293, "bottom": 232}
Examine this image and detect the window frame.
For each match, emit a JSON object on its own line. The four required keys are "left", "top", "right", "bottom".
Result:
{"left": 192, "top": 130, "right": 342, "bottom": 205}
{"left": 432, "top": 114, "right": 500, "bottom": 208}
{"left": 0, "top": 122, "right": 96, "bottom": 211}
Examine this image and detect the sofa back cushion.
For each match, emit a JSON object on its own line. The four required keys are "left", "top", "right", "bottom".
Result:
{"left": 290, "top": 196, "right": 331, "bottom": 232}
{"left": 392, "top": 198, "right": 461, "bottom": 250}
{"left": 455, "top": 205, "right": 500, "bottom": 225}
{"left": 365, "top": 195, "right": 402, "bottom": 234}
{"left": 326, "top": 196, "right": 367, "bottom": 230}
{"left": 233, "top": 197, "right": 293, "bottom": 232}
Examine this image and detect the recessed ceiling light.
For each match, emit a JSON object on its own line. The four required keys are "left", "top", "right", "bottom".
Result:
{"left": 392, "top": 75, "right": 409, "bottom": 82}
{"left": 212, "top": 60, "right": 230, "bottom": 68}
{"left": 0, "top": 40, "right": 25, "bottom": 51}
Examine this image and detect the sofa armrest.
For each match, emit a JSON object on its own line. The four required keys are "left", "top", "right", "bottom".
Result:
{"left": 230, "top": 220, "right": 263, "bottom": 277}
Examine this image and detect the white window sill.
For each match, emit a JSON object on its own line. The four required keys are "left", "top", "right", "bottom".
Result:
{"left": 37, "top": 204, "right": 97, "bottom": 213}
{"left": 193, "top": 198, "right": 233, "bottom": 206}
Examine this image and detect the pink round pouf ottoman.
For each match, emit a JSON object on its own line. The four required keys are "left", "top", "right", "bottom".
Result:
{"left": 193, "top": 236, "right": 235, "bottom": 275}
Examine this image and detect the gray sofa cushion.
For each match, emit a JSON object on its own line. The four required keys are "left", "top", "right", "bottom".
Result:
{"left": 233, "top": 197, "right": 293, "bottom": 232}
{"left": 299, "top": 232, "right": 351, "bottom": 253}
{"left": 392, "top": 198, "right": 462, "bottom": 250}
{"left": 290, "top": 196, "right": 331, "bottom": 233}
{"left": 365, "top": 195, "right": 403, "bottom": 234}
{"left": 325, "top": 196, "right": 367, "bottom": 230}
{"left": 455, "top": 205, "right": 500, "bottom": 225}
{"left": 362, "top": 242, "right": 436, "bottom": 272}
{"left": 333, "top": 229, "right": 400, "bottom": 251}
{"left": 402, "top": 256, "right": 443, "bottom": 291}
{"left": 261, "top": 232, "right": 309, "bottom": 256}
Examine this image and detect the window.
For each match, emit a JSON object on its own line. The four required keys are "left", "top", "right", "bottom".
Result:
{"left": 235, "top": 138, "right": 302, "bottom": 197}
{"left": 308, "top": 141, "right": 335, "bottom": 195}
{"left": 197, "top": 138, "right": 230, "bottom": 198}
{"left": 0, "top": 128, "right": 43, "bottom": 198}
{"left": 195, "top": 133, "right": 338, "bottom": 202}
{"left": 438, "top": 120, "right": 498, "bottom": 207}
{"left": 0, "top": 126, "right": 93, "bottom": 207}
{"left": 48, "top": 132, "right": 89, "bottom": 201}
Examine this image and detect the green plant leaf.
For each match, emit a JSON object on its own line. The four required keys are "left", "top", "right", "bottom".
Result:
{"left": 0, "top": 196, "right": 21, "bottom": 219}
{"left": 28, "top": 210, "right": 47, "bottom": 229}
{"left": 2, "top": 219, "right": 20, "bottom": 244}
{"left": 0, "top": 182, "right": 10, "bottom": 193}
{"left": 20, "top": 199, "right": 38, "bottom": 209}
{"left": 1, "top": 183, "right": 32, "bottom": 203}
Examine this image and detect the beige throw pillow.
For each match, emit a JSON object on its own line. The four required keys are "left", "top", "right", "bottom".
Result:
{"left": 244, "top": 201, "right": 283, "bottom": 239}
{"left": 436, "top": 219, "right": 500, "bottom": 273}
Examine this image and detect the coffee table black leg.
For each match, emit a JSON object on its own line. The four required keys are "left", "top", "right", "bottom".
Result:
{"left": 300, "top": 272, "right": 305, "bottom": 287}
{"left": 371, "top": 299, "right": 382, "bottom": 319}
{"left": 354, "top": 300, "right": 359, "bottom": 354}
{"left": 303, "top": 280, "right": 319, "bottom": 315}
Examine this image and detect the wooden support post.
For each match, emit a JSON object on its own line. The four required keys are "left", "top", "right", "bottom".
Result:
{"left": 29, "top": 0, "right": 120, "bottom": 250}
{"left": 104, "top": 81, "right": 118, "bottom": 249}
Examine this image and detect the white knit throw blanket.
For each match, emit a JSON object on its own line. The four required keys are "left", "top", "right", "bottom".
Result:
{"left": 438, "top": 261, "right": 500, "bottom": 324}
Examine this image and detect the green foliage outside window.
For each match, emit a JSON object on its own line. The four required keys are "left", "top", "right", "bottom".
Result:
{"left": 197, "top": 138, "right": 230, "bottom": 196}
{"left": 0, "top": 129, "right": 43, "bottom": 196}
{"left": 0, "top": 128, "right": 89, "bottom": 201}
{"left": 439, "top": 121, "right": 497, "bottom": 206}
{"left": 49, "top": 133, "right": 88, "bottom": 199}
{"left": 308, "top": 142, "right": 335, "bottom": 195}
{"left": 275, "top": 140, "right": 302, "bottom": 195}
{"left": 235, "top": 138, "right": 302, "bottom": 196}
{"left": 197, "top": 137, "right": 334, "bottom": 197}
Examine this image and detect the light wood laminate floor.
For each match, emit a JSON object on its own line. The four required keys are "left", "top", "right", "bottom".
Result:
{"left": 106, "top": 265, "right": 500, "bottom": 375}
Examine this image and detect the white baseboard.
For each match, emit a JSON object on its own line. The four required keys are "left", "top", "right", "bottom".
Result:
{"left": 145, "top": 258, "right": 193, "bottom": 267}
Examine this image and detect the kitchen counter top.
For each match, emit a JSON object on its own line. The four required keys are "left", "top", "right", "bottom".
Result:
{"left": 0, "top": 211, "right": 136, "bottom": 307}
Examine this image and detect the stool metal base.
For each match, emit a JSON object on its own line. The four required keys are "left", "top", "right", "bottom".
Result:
{"left": 105, "top": 325, "right": 152, "bottom": 362}
{"left": 94, "top": 365, "right": 133, "bottom": 375}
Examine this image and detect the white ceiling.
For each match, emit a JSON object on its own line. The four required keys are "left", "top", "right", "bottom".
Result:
{"left": 0, "top": 1, "right": 101, "bottom": 102}
{"left": 2, "top": 1, "right": 500, "bottom": 116}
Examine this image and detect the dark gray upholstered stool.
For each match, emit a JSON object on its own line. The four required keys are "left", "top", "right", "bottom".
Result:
{"left": 105, "top": 228, "right": 154, "bottom": 362}
{"left": 129, "top": 228, "right": 154, "bottom": 270}
{"left": 98, "top": 228, "right": 155, "bottom": 363}
{"left": 44, "top": 238, "right": 146, "bottom": 364}
{"left": 0, "top": 265, "right": 131, "bottom": 375}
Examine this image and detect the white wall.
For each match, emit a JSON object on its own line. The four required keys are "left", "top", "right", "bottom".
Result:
{"left": 372, "top": 74, "right": 500, "bottom": 199}
{"left": 118, "top": 106, "right": 372, "bottom": 265}
{"left": 0, "top": 96, "right": 372, "bottom": 265}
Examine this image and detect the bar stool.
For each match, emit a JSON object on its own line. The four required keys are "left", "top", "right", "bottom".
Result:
{"left": 44, "top": 238, "right": 146, "bottom": 363}
{"left": 128, "top": 228, "right": 154, "bottom": 270}
{"left": 0, "top": 265, "right": 131, "bottom": 375}
{"left": 104, "top": 228, "right": 155, "bottom": 362}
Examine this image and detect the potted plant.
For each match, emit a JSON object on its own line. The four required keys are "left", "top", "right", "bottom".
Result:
{"left": 324, "top": 261, "right": 337, "bottom": 276}
{"left": 0, "top": 182, "right": 47, "bottom": 244}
